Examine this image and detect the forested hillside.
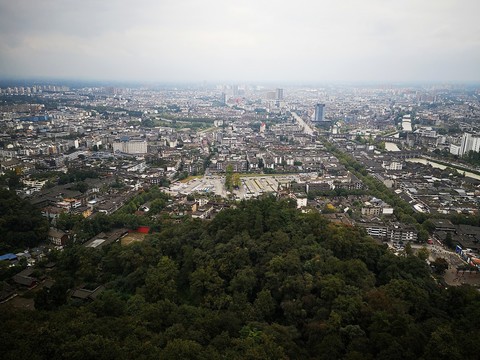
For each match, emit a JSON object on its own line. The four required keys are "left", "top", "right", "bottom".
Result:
{"left": 1, "top": 197, "right": 479, "bottom": 360}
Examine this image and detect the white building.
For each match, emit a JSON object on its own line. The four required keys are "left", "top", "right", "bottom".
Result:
{"left": 113, "top": 140, "right": 147, "bottom": 154}
{"left": 382, "top": 161, "right": 403, "bottom": 171}
{"left": 460, "top": 133, "right": 480, "bottom": 156}
{"left": 296, "top": 197, "right": 307, "bottom": 208}
{"left": 401, "top": 115, "right": 412, "bottom": 132}
{"left": 450, "top": 144, "right": 461, "bottom": 156}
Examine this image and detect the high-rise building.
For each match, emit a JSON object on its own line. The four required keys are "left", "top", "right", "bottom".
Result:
{"left": 460, "top": 133, "right": 480, "bottom": 156}
{"left": 275, "top": 88, "right": 284, "bottom": 100}
{"left": 232, "top": 85, "right": 239, "bottom": 96}
{"left": 314, "top": 104, "right": 325, "bottom": 122}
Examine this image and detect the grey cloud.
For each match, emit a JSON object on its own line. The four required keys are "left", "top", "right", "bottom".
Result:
{"left": 0, "top": 0, "right": 479, "bottom": 82}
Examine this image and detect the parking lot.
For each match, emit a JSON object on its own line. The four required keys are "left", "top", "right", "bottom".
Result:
{"left": 169, "top": 175, "right": 297, "bottom": 199}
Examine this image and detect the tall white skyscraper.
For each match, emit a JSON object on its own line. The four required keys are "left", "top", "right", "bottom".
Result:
{"left": 460, "top": 133, "right": 480, "bottom": 156}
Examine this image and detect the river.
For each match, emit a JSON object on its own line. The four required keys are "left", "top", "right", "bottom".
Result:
{"left": 406, "top": 158, "right": 480, "bottom": 180}
{"left": 385, "top": 142, "right": 401, "bottom": 152}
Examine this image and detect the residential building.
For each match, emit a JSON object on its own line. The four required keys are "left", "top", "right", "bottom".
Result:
{"left": 113, "top": 138, "right": 147, "bottom": 154}
{"left": 460, "top": 133, "right": 480, "bottom": 156}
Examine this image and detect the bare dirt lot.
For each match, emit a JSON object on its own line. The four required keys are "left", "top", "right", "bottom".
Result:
{"left": 121, "top": 232, "right": 147, "bottom": 246}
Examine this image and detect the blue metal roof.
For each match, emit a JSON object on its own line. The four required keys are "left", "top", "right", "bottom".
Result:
{"left": 0, "top": 253, "right": 17, "bottom": 261}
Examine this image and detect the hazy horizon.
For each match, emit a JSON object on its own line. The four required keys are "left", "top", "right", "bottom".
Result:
{"left": 2, "top": 78, "right": 480, "bottom": 90}
{"left": 1, "top": 0, "right": 479, "bottom": 83}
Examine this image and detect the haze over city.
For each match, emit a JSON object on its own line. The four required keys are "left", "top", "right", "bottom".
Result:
{"left": 1, "top": 0, "right": 480, "bottom": 83}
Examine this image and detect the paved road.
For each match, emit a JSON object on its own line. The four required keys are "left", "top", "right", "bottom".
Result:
{"left": 417, "top": 241, "right": 480, "bottom": 287}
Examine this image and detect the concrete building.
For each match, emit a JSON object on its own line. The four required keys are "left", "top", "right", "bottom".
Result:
{"left": 382, "top": 161, "right": 403, "bottom": 171}
{"left": 401, "top": 115, "right": 412, "bottom": 132}
{"left": 460, "top": 133, "right": 480, "bottom": 156}
{"left": 450, "top": 144, "right": 461, "bottom": 156}
{"left": 275, "top": 88, "right": 284, "bottom": 100}
{"left": 314, "top": 104, "right": 325, "bottom": 122}
{"left": 113, "top": 139, "right": 147, "bottom": 154}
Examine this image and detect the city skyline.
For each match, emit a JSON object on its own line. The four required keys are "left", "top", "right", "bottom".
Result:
{"left": 1, "top": 0, "right": 480, "bottom": 83}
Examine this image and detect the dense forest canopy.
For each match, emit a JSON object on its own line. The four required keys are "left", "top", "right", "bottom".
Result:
{"left": 0, "top": 188, "right": 49, "bottom": 253}
{"left": 1, "top": 197, "right": 479, "bottom": 359}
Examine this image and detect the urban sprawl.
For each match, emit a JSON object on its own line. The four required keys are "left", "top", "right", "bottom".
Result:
{"left": 2, "top": 82, "right": 480, "bottom": 294}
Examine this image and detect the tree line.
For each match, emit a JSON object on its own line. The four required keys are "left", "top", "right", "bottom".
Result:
{"left": 0, "top": 188, "right": 49, "bottom": 253}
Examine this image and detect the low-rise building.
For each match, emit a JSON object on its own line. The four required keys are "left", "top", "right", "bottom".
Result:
{"left": 48, "top": 228, "right": 68, "bottom": 246}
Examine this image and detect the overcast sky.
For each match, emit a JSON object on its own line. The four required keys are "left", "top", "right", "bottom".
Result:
{"left": 0, "top": 0, "right": 479, "bottom": 83}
